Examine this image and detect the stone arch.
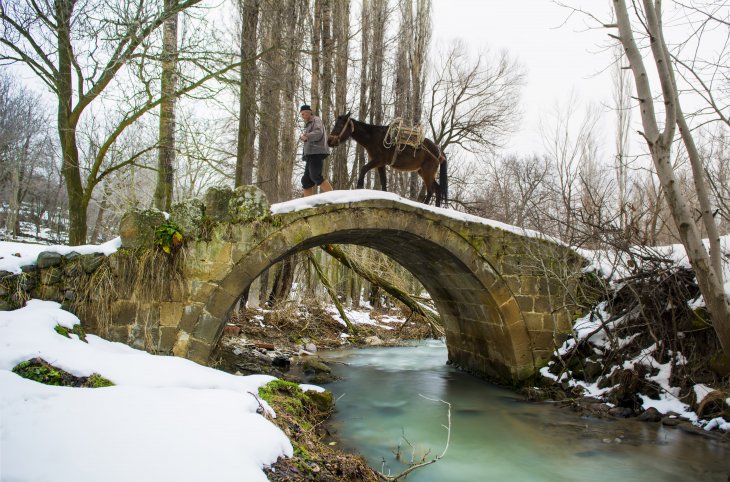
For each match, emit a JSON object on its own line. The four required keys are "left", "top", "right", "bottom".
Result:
{"left": 196, "top": 204, "right": 540, "bottom": 383}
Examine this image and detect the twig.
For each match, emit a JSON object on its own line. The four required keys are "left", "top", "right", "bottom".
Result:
{"left": 378, "top": 395, "right": 451, "bottom": 481}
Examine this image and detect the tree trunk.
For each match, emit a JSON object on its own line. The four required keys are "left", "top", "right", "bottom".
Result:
{"left": 613, "top": 0, "right": 730, "bottom": 358}
{"left": 355, "top": 0, "right": 370, "bottom": 188}
{"left": 236, "top": 0, "right": 260, "bottom": 187}
{"left": 258, "top": 0, "right": 283, "bottom": 201}
{"left": 332, "top": 0, "right": 350, "bottom": 189}
{"left": 154, "top": 0, "right": 178, "bottom": 212}
{"left": 311, "top": 0, "right": 322, "bottom": 113}
{"left": 90, "top": 184, "right": 111, "bottom": 243}
{"left": 56, "top": 0, "right": 86, "bottom": 245}
{"left": 319, "top": 0, "right": 334, "bottom": 181}
{"left": 367, "top": 0, "right": 387, "bottom": 190}
{"left": 277, "top": 0, "right": 305, "bottom": 200}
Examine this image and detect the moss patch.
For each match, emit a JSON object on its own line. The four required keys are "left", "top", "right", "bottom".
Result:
{"left": 54, "top": 324, "right": 87, "bottom": 342}
{"left": 12, "top": 358, "right": 113, "bottom": 388}
{"left": 258, "top": 380, "right": 377, "bottom": 481}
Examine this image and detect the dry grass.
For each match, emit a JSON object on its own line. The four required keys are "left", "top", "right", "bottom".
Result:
{"left": 71, "top": 248, "right": 186, "bottom": 338}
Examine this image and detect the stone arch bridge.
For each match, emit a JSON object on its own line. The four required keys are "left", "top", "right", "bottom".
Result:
{"left": 4, "top": 187, "right": 588, "bottom": 384}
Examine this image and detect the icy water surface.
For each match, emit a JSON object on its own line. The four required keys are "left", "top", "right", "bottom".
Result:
{"left": 319, "top": 340, "right": 730, "bottom": 482}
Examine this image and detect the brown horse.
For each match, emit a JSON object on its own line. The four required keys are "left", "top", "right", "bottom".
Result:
{"left": 327, "top": 112, "right": 448, "bottom": 207}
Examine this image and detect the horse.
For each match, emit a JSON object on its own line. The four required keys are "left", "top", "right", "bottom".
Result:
{"left": 327, "top": 112, "right": 448, "bottom": 207}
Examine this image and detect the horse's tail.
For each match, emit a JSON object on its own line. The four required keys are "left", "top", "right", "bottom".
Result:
{"left": 439, "top": 153, "right": 448, "bottom": 206}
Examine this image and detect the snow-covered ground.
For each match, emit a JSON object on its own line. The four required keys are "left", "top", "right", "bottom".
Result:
{"left": 0, "top": 300, "right": 293, "bottom": 482}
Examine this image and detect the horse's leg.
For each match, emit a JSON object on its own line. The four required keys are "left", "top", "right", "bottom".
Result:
{"left": 377, "top": 166, "right": 387, "bottom": 191}
{"left": 419, "top": 167, "right": 436, "bottom": 205}
{"left": 357, "top": 159, "right": 381, "bottom": 189}
{"left": 418, "top": 152, "right": 443, "bottom": 205}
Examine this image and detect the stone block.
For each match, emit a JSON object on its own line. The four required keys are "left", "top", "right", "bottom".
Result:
{"left": 188, "top": 279, "right": 217, "bottom": 302}
{"left": 170, "top": 198, "right": 205, "bottom": 239}
{"left": 37, "top": 284, "right": 62, "bottom": 302}
{"left": 180, "top": 304, "right": 202, "bottom": 333}
{"left": 533, "top": 295, "right": 555, "bottom": 314}
{"left": 515, "top": 295, "right": 534, "bottom": 312}
{"left": 521, "top": 312, "right": 545, "bottom": 331}
{"left": 205, "top": 288, "right": 237, "bottom": 320}
{"left": 19, "top": 273, "right": 37, "bottom": 292}
{"left": 112, "top": 300, "right": 138, "bottom": 326}
{"left": 205, "top": 187, "right": 235, "bottom": 223}
{"left": 172, "top": 331, "right": 191, "bottom": 357}
{"left": 37, "top": 251, "right": 62, "bottom": 269}
{"left": 109, "top": 326, "right": 130, "bottom": 343}
{"left": 119, "top": 208, "right": 166, "bottom": 249}
{"left": 158, "top": 326, "right": 179, "bottom": 352}
{"left": 40, "top": 267, "right": 63, "bottom": 285}
{"left": 530, "top": 330, "right": 559, "bottom": 353}
{"left": 229, "top": 185, "right": 270, "bottom": 222}
{"left": 80, "top": 253, "right": 105, "bottom": 274}
{"left": 192, "top": 311, "right": 223, "bottom": 342}
{"left": 187, "top": 338, "right": 213, "bottom": 365}
{"left": 498, "top": 298, "right": 523, "bottom": 326}
{"left": 160, "top": 302, "right": 184, "bottom": 327}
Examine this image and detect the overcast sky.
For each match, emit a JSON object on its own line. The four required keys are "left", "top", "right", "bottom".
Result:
{"left": 431, "top": 0, "right": 616, "bottom": 156}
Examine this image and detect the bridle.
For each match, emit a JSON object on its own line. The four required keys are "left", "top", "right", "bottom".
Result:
{"left": 334, "top": 117, "right": 354, "bottom": 141}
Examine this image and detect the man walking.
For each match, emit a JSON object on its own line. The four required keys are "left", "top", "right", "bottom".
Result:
{"left": 299, "top": 104, "right": 334, "bottom": 196}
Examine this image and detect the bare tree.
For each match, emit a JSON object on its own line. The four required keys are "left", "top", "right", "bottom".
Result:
{"left": 539, "top": 95, "right": 601, "bottom": 241}
{"left": 0, "top": 0, "right": 240, "bottom": 244}
{"left": 427, "top": 42, "right": 524, "bottom": 154}
{"left": 0, "top": 73, "right": 55, "bottom": 237}
{"left": 610, "top": 0, "right": 730, "bottom": 358}
{"left": 475, "top": 154, "right": 551, "bottom": 229}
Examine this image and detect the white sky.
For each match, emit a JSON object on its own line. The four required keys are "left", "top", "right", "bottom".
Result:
{"left": 431, "top": 0, "right": 616, "bottom": 156}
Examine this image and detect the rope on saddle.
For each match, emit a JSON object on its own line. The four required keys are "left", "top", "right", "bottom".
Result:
{"left": 383, "top": 117, "right": 426, "bottom": 166}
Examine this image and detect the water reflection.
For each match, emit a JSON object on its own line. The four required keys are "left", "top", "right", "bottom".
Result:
{"left": 320, "top": 341, "right": 730, "bottom": 482}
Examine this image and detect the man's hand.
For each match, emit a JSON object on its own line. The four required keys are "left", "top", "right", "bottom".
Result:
{"left": 300, "top": 134, "right": 307, "bottom": 142}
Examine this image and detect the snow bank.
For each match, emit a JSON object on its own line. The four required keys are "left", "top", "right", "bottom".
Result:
{"left": 0, "top": 300, "right": 293, "bottom": 482}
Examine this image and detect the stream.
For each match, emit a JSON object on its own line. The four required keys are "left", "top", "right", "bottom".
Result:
{"left": 318, "top": 339, "right": 730, "bottom": 482}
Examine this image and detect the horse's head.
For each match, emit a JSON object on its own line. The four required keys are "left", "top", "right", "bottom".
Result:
{"left": 328, "top": 112, "right": 353, "bottom": 147}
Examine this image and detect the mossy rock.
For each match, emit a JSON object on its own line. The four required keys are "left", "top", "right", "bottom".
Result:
{"left": 205, "top": 187, "right": 236, "bottom": 223}
{"left": 170, "top": 198, "right": 205, "bottom": 239}
{"left": 80, "top": 253, "right": 105, "bottom": 273}
{"left": 229, "top": 185, "right": 270, "bottom": 223}
{"left": 119, "top": 208, "right": 166, "bottom": 249}
{"left": 301, "top": 357, "right": 332, "bottom": 374}
{"left": 37, "top": 251, "right": 63, "bottom": 269}
{"left": 304, "top": 390, "right": 334, "bottom": 412}
{"left": 203, "top": 185, "right": 271, "bottom": 224}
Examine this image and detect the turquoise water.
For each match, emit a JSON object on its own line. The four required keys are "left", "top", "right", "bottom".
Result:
{"left": 319, "top": 340, "right": 730, "bottom": 482}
